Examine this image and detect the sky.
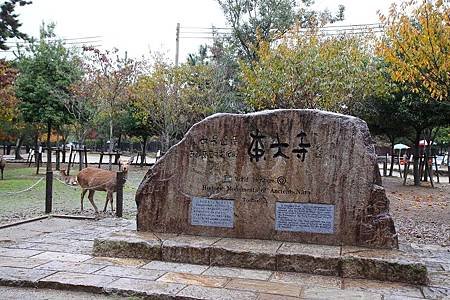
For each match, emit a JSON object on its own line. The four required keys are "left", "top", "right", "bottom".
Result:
{"left": 1, "top": 0, "right": 400, "bottom": 63}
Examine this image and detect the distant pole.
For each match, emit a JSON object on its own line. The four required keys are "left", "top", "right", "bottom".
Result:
{"left": 175, "top": 22, "right": 180, "bottom": 66}
{"left": 84, "top": 145, "right": 88, "bottom": 168}
{"left": 116, "top": 171, "right": 124, "bottom": 218}
{"left": 45, "top": 170, "right": 53, "bottom": 214}
{"left": 79, "top": 149, "right": 83, "bottom": 171}
{"left": 45, "top": 121, "right": 53, "bottom": 214}
{"left": 67, "top": 146, "right": 73, "bottom": 175}
{"left": 56, "top": 147, "right": 60, "bottom": 171}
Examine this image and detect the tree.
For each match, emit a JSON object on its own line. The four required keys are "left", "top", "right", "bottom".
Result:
{"left": 217, "top": 0, "right": 344, "bottom": 61}
{"left": 122, "top": 99, "right": 157, "bottom": 166}
{"left": 82, "top": 47, "right": 144, "bottom": 169}
{"left": 378, "top": 0, "right": 450, "bottom": 102}
{"left": 65, "top": 79, "right": 99, "bottom": 146}
{"left": 362, "top": 90, "right": 411, "bottom": 176}
{"left": 240, "top": 32, "right": 384, "bottom": 112}
{"left": 130, "top": 54, "right": 217, "bottom": 152}
{"left": 0, "top": 59, "right": 31, "bottom": 159}
{"left": 377, "top": 0, "right": 450, "bottom": 185}
{"left": 15, "top": 23, "right": 83, "bottom": 170}
{"left": 187, "top": 41, "right": 247, "bottom": 113}
{"left": 396, "top": 93, "right": 450, "bottom": 185}
{"left": 0, "top": 59, "right": 18, "bottom": 122}
{"left": 0, "top": 0, "right": 31, "bottom": 50}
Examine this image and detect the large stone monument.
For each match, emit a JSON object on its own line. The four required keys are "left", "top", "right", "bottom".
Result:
{"left": 135, "top": 109, "right": 398, "bottom": 249}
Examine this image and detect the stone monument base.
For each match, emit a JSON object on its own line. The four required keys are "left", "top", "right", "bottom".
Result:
{"left": 93, "top": 231, "right": 427, "bottom": 285}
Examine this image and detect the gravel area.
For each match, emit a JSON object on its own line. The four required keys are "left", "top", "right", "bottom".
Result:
{"left": 384, "top": 176, "right": 450, "bottom": 246}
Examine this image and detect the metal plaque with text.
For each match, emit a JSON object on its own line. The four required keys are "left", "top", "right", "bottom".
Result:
{"left": 275, "top": 202, "right": 334, "bottom": 234}
{"left": 191, "top": 197, "right": 234, "bottom": 228}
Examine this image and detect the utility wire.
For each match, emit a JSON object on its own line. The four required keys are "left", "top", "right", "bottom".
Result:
{"left": 3, "top": 36, "right": 103, "bottom": 44}
{"left": 180, "top": 23, "right": 382, "bottom": 30}
{"left": 0, "top": 44, "right": 103, "bottom": 53}
{"left": 179, "top": 23, "right": 384, "bottom": 40}
{"left": 4, "top": 40, "right": 103, "bottom": 46}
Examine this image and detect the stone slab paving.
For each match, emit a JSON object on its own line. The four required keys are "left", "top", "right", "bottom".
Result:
{"left": 203, "top": 266, "right": 273, "bottom": 281}
{"left": 0, "top": 286, "right": 125, "bottom": 299}
{"left": 157, "top": 272, "right": 229, "bottom": 287}
{"left": 36, "top": 261, "right": 106, "bottom": 274}
{"left": 0, "top": 217, "right": 448, "bottom": 299}
{"left": 142, "top": 260, "right": 209, "bottom": 274}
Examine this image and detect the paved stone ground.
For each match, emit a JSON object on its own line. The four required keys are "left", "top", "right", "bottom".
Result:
{"left": 0, "top": 286, "right": 124, "bottom": 299}
{"left": 0, "top": 217, "right": 449, "bottom": 299}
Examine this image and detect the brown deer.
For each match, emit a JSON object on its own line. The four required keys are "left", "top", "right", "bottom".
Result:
{"left": 0, "top": 155, "right": 5, "bottom": 180}
{"left": 76, "top": 158, "right": 133, "bottom": 213}
{"left": 59, "top": 169, "right": 78, "bottom": 185}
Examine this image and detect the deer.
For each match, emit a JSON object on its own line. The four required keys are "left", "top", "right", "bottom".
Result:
{"left": 59, "top": 169, "right": 78, "bottom": 185}
{"left": 76, "top": 157, "right": 133, "bottom": 213}
{"left": 0, "top": 155, "right": 5, "bottom": 180}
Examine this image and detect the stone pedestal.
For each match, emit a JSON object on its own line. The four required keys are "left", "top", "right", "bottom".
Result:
{"left": 93, "top": 231, "right": 426, "bottom": 285}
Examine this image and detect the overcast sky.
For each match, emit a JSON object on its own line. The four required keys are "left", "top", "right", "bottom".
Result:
{"left": 1, "top": 0, "right": 399, "bottom": 62}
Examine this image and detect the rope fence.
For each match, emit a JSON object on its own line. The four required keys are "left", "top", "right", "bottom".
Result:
{"left": 54, "top": 177, "right": 79, "bottom": 189}
{"left": 0, "top": 162, "right": 147, "bottom": 225}
{"left": 0, "top": 177, "right": 45, "bottom": 195}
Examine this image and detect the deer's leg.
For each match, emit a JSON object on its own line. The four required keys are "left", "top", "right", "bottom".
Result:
{"left": 88, "top": 190, "right": 99, "bottom": 213}
{"left": 0, "top": 168, "right": 3, "bottom": 180}
{"left": 103, "top": 191, "right": 113, "bottom": 212}
{"left": 103, "top": 195, "right": 108, "bottom": 212}
{"left": 109, "top": 192, "right": 114, "bottom": 212}
{"left": 80, "top": 189, "right": 88, "bottom": 211}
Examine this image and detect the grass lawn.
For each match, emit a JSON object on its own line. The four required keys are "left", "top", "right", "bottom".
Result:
{"left": 0, "top": 163, "right": 148, "bottom": 225}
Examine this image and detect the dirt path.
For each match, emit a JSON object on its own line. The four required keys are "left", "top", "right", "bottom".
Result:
{"left": 383, "top": 176, "right": 450, "bottom": 246}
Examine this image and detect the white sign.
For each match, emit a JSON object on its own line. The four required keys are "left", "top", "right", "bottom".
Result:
{"left": 191, "top": 197, "right": 234, "bottom": 228}
{"left": 275, "top": 202, "right": 334, "bottom": 234}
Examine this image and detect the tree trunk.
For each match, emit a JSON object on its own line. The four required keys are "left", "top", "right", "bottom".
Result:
{"left": 141, "top": 135, "right": 147, "bottom": 167}
{"left": 413, "top": 131, "right": 421, "bottom": 186}
{"left": 14, "top": 135, "right": 24, "bottom": 160}
{"left": 46, "top": 121, "right": 52, "bottom": 171}
{"left": 108, "top": 117, "right": 113, "bottom": 170}
{"left": 117, "top": 133, "right": 122, "bottom": 151}
{"left": 389, "top": 139, "right": 395, "bottom": 176}
{"left": 161, "top": 132, "right": 170, "bottom": 152}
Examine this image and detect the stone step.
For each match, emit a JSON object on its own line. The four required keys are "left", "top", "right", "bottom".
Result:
{"left": 92, "top": 231, "right": 428, "bottom": 285}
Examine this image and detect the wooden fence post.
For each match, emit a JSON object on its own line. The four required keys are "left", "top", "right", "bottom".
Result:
{"left": 79, "top": 149, "right": 83, "bottom": 171}
{"left": 433, "top": 156, "right": 440, "bottom": 183}
{"left": 62, "top": 145, "right": 66, "bottom": 163}
{"left": 71, "top": 148, "right": 76, "bottom": 168}
{"left": 27, "top": 150, "right": 33, "bottom": 167}
{"left": 56, "top": 147, "right": 61, "bottom": 171}
{"left": 45, "top": 170, "right": 53, "bottom": 214}
{"left": 98, "top": 152, "right": 103, "bottom": 168}
{"left": 114, "top": 151, "right": 120, "bottom": 165}
{"left": 67, "top": 146, "right": 73, "bottom": 175}
{"left": 35, "top": 145, "right": 40, "bottom": 175}
{"left": 84, "top": 146, "right": 88, "bottom": 168}
{"left": 116, "top": 171, "right": 125, "bottom": 218}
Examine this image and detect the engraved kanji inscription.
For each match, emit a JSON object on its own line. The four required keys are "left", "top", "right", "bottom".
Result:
{"left": 248, "top": 129, "right": 265, "bottom": 162}
{"left": 292, "top": 130, "right": 311, "bottom": 162}
{"left": 270, "top": 134, "right": 289, "bottom": 159}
